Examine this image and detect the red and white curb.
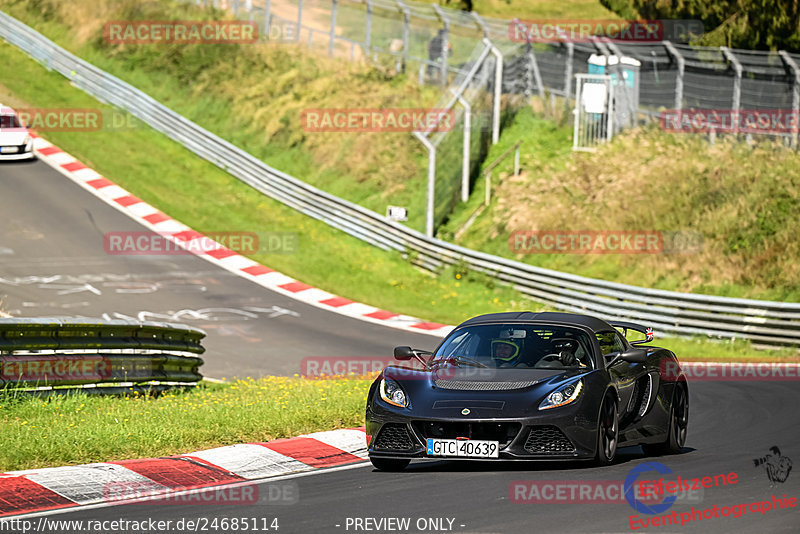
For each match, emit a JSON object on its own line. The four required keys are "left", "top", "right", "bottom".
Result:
{"left": 0, "top": 427, "right": 368, "bottom": 517}
{"left": 30, "top": 134, "right": 454, "bottom": 338}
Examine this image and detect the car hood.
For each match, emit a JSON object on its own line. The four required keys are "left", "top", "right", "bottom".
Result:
{"left": 0, "top": 129, "right": 29, "bottom": 145}
{"left": 382, "top": 366, "right": 593, "bottom": 419}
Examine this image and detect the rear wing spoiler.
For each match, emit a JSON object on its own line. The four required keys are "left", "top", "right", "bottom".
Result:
{"left": 609, "top": 321, "right": 654, "bottom": 345}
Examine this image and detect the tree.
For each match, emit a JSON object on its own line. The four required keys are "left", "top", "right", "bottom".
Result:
{"left": 600, "top": 0, "right": 800, "bottom": 50}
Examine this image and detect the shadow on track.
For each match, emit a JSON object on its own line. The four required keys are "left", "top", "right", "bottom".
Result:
{"left": 371, "top": 446, "right": 697, "bottom": 474}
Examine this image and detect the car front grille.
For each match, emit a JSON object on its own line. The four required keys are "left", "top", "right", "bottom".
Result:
{"left": 523, "top": 425, "right": 576, "bottom": 454}
{"left": 413, "top": 421, "right": 521, "bottom": 447}
{"left": 373, "top": 423, "right": 416, "bottom": 451}
{"left": 434, "top": 379, "right": 540, "bottom": 391}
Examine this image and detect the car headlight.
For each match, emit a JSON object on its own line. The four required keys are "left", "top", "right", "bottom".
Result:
{"left": 379, "top": 378, "right": 408, "bottom": 408}
{"left": 539, "top": 379, "right": 583, "bottom": 410}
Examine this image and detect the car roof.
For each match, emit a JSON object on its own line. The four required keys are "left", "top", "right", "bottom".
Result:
{"left": 456, "top": 311, "right": 616, "bottom": 333}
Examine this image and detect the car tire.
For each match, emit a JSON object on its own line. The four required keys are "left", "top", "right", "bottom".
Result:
{"left": 369, "top": 457, "right": 411, "bottom": 472}
{"left": 595, "top": 394, "right": 619, "bottom": 466}
{"left": 642, "top": 384, "right": 688, "bottom": 456}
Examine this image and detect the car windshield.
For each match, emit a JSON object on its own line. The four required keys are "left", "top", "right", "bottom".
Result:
{"left": 433, "top": 323, "right": 595, "bottom": 370}
{"left": 0, "top": 114, "right": 22, "bottom": 129}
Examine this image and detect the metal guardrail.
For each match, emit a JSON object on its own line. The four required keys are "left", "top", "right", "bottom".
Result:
{"left": 1, "top": 11, "right": 799, "bottom": 347}
{"left": 0, "top": 318, "right": 205, "bottom": 390}
{"left": 214, "top": 1, "right": 800, "bottom": 144}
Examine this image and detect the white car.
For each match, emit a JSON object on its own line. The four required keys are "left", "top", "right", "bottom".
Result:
{"left": 0, "top": 106, "right": 35, "bottom": 160}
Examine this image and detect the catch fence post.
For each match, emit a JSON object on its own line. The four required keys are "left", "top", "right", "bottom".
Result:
{"left": 563, "top": 42, "right": 574, "bottom": 116}
{"left": 264, "top": 0, "right": 272, "bottom": 38}
{"left": 414, "top": 132, "right": 437, "bottom": 237}
{"left": 296, "top": 0, "right": 303, "bottom": 42}
{"left": 452, "top": 91, "right": 472, "bottom": 202}
{"left": 329, "top": 0, "right": 337, "bottom": 56}
{"left": 365, "top": 0, "right": 372, "bottom": 53}
{"left": 721, "top": 47, "right": 742, "bottom": 135}
{"left": 485, "top": 39, "right": 503, "bottom": 145}
{"left": 779, "top": 51, "right": 800, "bottom": 149}
{"left": 433, "top": 5, "right": 450, "bottom": 88}
{"left": 396, "top": 0, "right": 410, "bottom": 73}
{"left": 663, "top": 41, "right": 684, "bottom": 118}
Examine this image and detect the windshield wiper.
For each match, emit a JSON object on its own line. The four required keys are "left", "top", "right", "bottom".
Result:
{"left": 432, "top": 356, "right": 488, "bottom": 369}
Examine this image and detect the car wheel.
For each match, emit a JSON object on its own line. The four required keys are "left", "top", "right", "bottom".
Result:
{"left": 369, "top": 457, "right": 411, "bottom": 472}
{"left": 642, "top": 384, "right": 688, "bottom": 456}
{"left": 595, "top": 394, "right": 618, "bottom": 466}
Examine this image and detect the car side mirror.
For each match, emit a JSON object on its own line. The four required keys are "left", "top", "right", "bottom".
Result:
{"left": 620, "top": 348, "right": 647, "bottom": 364}
{"left": 394, "top": 346, "right": 432, "bottom": 367}
{"left": 605, "top": 348, "right": 646, "bottom": 367}
{"left": 393, "top": 346, "right": 415, "bottom": 360}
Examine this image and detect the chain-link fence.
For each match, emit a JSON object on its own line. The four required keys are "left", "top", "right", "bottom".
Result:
{"left": 193, "top": 0, "right": 800, "bottom": 230}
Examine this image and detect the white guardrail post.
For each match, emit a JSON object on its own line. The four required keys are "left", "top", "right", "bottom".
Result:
{"left": 4, "top": 10, "right": 799, "bottom": 346}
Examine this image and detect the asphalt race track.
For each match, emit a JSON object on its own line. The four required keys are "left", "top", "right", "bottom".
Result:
{"left": 3, "top": 161, "right": 799, "bottom": 534}
{"left": 0, "top": 160, "right": 438, "bottom": 377}
{"left": 23, "top": 381, "right": 800, "bottom": 533}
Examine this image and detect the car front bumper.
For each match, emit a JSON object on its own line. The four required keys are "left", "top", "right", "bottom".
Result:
{"left": 366, "top": 401, "right": 599, "bottom": 461}
{"left": 0, "top": 144, "right": 35, "bottom": 160}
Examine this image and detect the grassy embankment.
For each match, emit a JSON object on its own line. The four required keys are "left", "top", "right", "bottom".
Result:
{"left": 442, "top": 108, "right": 800, "bottom": 303}
{"left": 0, "top": 1, "right": 549, "bottom": 325}
{"left": 0, "top": 378, "right": 369, "bottom": 471}
{"left": 0, "top": 0, "right": 797, "bottom": 471}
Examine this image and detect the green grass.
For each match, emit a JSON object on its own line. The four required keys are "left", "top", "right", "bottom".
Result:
{"left": 1, "top": 337, "right": 797, "bottom": 471}
{"left": 0, "top": 377, "right": 370, "bottom": 470}
{"left": 1, "top": 0, "right": 441, "bottom": 233}
{"left": 441, "top": 105, "right": 800, "bottom": 303}
{"left": 0, "top": 38, "right": 546, "bottom": 325}
{"left": 645, "top": 337, "right": 800, "bottom": 363}
{"left": 0, "top": 2, "right": 796, "bottom": 367}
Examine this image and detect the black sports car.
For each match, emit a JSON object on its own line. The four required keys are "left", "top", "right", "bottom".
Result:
{"left": 365, "top": 312, "right": 688, "bottom": 471}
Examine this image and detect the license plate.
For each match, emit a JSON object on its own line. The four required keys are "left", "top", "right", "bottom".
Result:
{"left": 0, "top": 146, "right": 18, "bottom": 154}
{"left": 426, "top": 438, "right": 499, "bottom": 458}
